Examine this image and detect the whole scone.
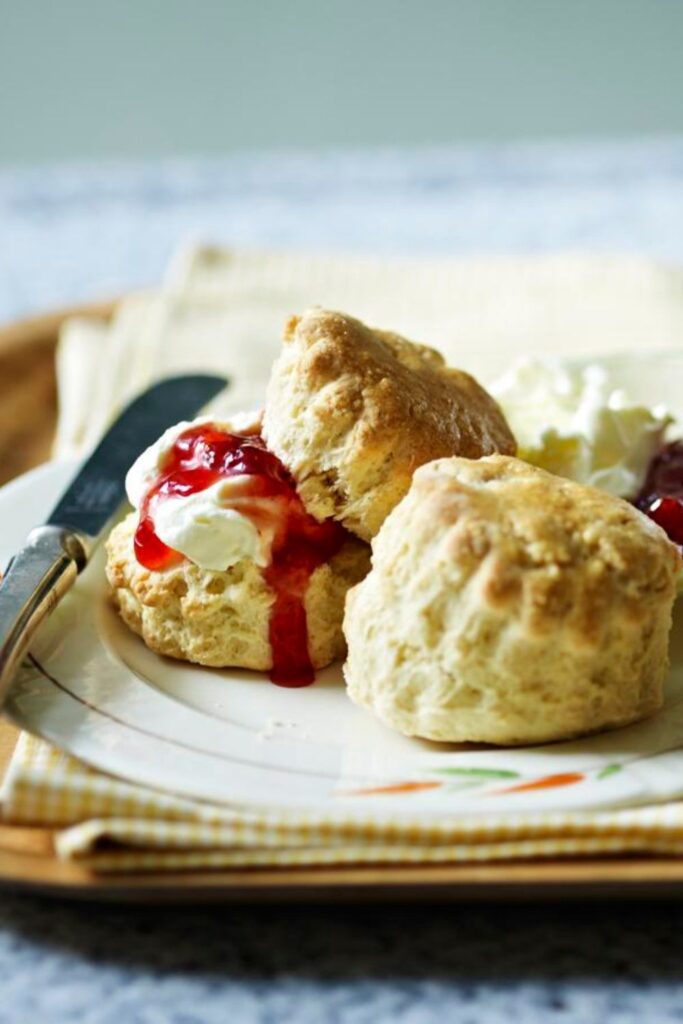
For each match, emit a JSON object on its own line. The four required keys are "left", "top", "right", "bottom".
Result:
{"left": 263, "top": 308, "right": 516, "bottom": 541}
{"left": 343, "top": 455, "right": 682, "bottom": 745}
{"left": 107, "top": 513, "right": 370, "bottom": 671}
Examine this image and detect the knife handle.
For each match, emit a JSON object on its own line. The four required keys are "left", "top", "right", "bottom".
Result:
{"left": 0, "top": 525, "right": 90, "bottom": 706}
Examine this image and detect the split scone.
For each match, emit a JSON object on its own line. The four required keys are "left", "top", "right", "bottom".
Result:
{"left": 343, "top": 455, "right": 682, "bottom": 744}
{"left": 106, "top": 412, "right": 370, "bottom": 685}
{"left": 263, "top": 308, "right": 516, "bottom": 541}
{"left": 106, "top": 307, "right": 514, "bottom": 685}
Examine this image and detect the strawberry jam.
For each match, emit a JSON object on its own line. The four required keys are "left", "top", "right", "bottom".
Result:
{"left": 635, "top": 441, "right": 683, "bottom": 546}
{"left": 134, "top": 425, "right": 348, "bottom": 686}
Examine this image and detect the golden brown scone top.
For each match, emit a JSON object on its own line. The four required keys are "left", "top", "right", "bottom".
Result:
{"left": 263, "top": 308, "right": 516, "bottom": 540}
{"left": 410, "top": 455, "right": 682, "bottom": 641}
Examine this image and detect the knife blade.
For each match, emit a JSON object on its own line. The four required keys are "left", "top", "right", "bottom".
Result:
{"left": 0, "top": 373, "right": 227, "bottom": 706}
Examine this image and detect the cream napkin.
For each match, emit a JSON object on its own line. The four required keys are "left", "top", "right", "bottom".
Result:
{"left": 7, "top": 243, "right": 683, "bottom": 873}
{"left": 52, "top": 244, "right": 683, "bottom": 456}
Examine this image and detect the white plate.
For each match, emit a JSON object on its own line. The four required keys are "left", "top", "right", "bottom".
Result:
{"left": 5, "top": 387, "right": 683, "bottom": 819}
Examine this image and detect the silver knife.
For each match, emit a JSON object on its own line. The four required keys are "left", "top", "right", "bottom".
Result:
{"left": 0, "top": 373, "right": 227, "bottom": 705}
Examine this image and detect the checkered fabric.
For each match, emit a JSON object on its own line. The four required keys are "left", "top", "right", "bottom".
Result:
{"left": 5, "top": 734, "right": 683, "bottom": 873}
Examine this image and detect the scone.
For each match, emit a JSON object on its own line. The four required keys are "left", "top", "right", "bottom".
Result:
{"left": 106, "top": 412, "right": 370, "bottom": 684}
{"left": 107, "top": 512, "right": 368, "bottom": 676}
{"left": 343, "top": 455, "right": 681, "bottom": 744}
{"left": 263, "top": 308, "right": 516, "bottom": 541}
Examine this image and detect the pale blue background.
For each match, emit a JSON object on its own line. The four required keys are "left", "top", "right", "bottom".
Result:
{"left": 2, "top": 0, "right": 683, "bottom": 163}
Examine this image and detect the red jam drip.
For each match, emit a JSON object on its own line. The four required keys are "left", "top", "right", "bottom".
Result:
{"left": 635, "top": 441, "right": 683, "bottom": 545}
{"left": 134, "top": 426, "right": 348, "bottom": 686}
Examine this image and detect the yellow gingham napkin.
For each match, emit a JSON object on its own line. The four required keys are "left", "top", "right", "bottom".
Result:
{"left": 6, "top": 244, "right": 683, "bottom": 873}
{"left": 7, "top": 734, "right": 683, "bottom": 873}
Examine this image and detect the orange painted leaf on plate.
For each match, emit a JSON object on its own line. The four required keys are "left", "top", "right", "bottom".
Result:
{"left": 492, "top": 772, "right": 585, "bottom": 795}
{"left": 338, "top": 780, "right": 443, "bottom": 797}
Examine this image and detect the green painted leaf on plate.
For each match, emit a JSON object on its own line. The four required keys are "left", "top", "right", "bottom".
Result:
{"left": 596, "top": 763, "right": 623, "bottom": 780}
{"left": 432, "top": 767, "right": 520, "bottom": 780}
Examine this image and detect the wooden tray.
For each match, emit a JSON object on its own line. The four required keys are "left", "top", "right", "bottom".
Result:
{"left": 4, "top": 302, "right": 683, "bottom": 902}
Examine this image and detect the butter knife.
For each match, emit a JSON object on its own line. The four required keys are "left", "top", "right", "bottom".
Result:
{"left": 0, "top": 373, "right": 227, "bottom": 705}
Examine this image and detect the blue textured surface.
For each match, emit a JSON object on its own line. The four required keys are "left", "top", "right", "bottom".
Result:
{"left": 0, "top": 896, "right": 683, "bottom": 1023}
{"left": 3, "top": 139, "right": 683, "bottom": 1022}
{"left": 3, "top": 139, "right": 683, "bottom": 321}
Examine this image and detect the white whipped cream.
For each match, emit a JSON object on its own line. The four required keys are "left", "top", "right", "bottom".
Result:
{"left": 491, "top": 359, "right": 672, "bottom": 498}
{"left": 125, "top": 411, "right": 275, "bottom": 572}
